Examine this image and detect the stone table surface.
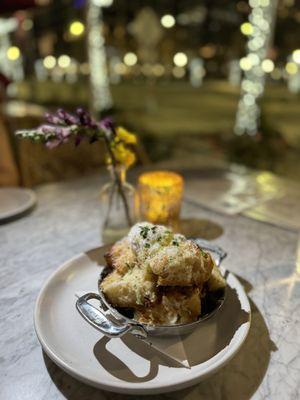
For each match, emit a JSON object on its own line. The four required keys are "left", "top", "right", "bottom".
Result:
{"left": 1, "top": 172, "right": 300, "bottom": 400}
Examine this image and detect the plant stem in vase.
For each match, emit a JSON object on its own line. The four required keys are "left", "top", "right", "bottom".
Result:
{"left": 100, "top": 166, "right": 136, "bottom": 244}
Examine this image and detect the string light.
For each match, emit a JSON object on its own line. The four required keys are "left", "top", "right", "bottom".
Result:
{"left": 87, "top": 0, "right": 113, "bottom": 113}
{"left": 69, "top": 21, "right": 85, "bottom": 36}
{"left": 240, "top": 22, "right": 254, "bottom": 35}
{"left": 292, "top": 49, "right": 300, "bottom": 64}
{"left": 161, "top": 14, "right": 175, "bottom": 28}
{"left": 234, "top": 0, "right": 278, "bottom": 135}
{"left": 123, "top": 52, "right": 137, "bottom": 66}
{"left": 285, "top": 62, "right": 298, "bottom": 75}
{"left": 173, "top": 52, "right": 188, "bottom": 67}
{"left": 43, "top": 55, "right": 56, "bottom": 69}
{"left": 58, "top": 55, "right": 71, "bottom": 68}
{"left": 261, "top": 59, "right": 274, "bottom": 73}
{"left": 6, "top": 46, "right": 20, "bottom": 61}
{"left": 240, "top": 57, "right": 252, "bottom": 71}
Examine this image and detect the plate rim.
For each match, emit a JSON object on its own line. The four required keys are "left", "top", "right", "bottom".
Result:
{"left": 0, "top": 187, "right": 36, "bottom": 221}
{"left": 34, "top": 246, "right": 251, "bottom": 394}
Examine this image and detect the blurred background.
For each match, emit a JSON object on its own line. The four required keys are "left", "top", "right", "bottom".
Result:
{"left": 0, "top": 0, "right": 300, "bottom": 187}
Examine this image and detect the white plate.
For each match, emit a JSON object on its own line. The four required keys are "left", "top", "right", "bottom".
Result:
{"left": 0, "top": 187, "right": 36, "bottom": 221}
{"left": 34, "top": 246, "right": 251, "bottom": 395}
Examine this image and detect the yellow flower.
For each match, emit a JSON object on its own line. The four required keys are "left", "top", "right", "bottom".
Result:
{"left": 107, "top": 142, "right": 136, "bottom": 168}
{"left": 116, "top": 126, "right": 137, "bottom": 145}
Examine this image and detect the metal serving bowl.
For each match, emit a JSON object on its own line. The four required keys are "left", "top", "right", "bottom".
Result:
{"left": 76, "top": 239, "right": 227, "bottom": 339}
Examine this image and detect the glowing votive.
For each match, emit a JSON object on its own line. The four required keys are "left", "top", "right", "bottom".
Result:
{"left": 137, "top": 171, "right": 183, "bottom": 227}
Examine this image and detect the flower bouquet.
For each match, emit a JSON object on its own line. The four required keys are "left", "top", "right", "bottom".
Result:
{"left": 16, "top": 108, "right": 137, "bottom": 241}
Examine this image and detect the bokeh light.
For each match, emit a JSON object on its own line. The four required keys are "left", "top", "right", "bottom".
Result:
{"left": 285, "top": 62, "right": 298, "bottom": 75}
{"left": 161, "top": 14, "right": 175, "bottom": 28}
{"left": 58, "top": 55, "right": 71, "bottom": 68}
{"left": 69, "top": 21, "right": 85, "bottom": 36}
{"left": 43, "top": 55, "right": 56, "bottom": 69}
{"left": 239, "top": 57, "right": 252, "bottom": 71}
{"left": 240, "top": 22, "right": 254, "bottom": 36}
{"left": 261, "top": 59, "right": 274, "bottom": 73}
{"left": 292, "top": 49, "right": 300, "bottom": 64}
{"left": 123, "top": 52, "right": 137, "bottom": 66}
{"left": 173, "top": 52, "right": 188, "bottom": 67}
{"left": 6, "top": 46, "right": 20, "bottom": 61}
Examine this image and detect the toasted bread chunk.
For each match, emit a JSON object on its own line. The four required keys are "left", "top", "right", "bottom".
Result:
{"left": 134, "top": 287, "right": 201, "bottom": 325}
{"left": 148, "top": 240, "right": 213, "bottom": 286}
{"left": 207, "top": 263, "right": 226, "bottom": 291}
{"left": 104, "top": 238, "right": 136, "bottom": 275}
{"left": 101, "top": 266, "right": 157, "bottom": 308}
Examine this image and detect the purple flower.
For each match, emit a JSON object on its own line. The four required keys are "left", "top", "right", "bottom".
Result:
{"left": 57, "top": 108, "right": 79, "bottom": 125}
{"left": 99, "top": 117, "right": 115, "bottom": 140}
{"left": 76, "top": 108, "right": 97, "bottom": 128}
{"left": 44, "top": 113, "right": 63, "bottom": 125}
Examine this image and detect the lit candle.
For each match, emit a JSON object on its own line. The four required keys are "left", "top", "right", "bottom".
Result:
{"left": 137, "top": 171, "right": 184, "bottom": 228}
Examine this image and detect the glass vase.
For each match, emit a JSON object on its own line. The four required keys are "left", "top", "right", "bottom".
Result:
{"left": 100, "top": 166, "right": 136, "bottom": 244}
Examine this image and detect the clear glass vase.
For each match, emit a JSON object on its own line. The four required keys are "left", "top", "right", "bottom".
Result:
{"left": 100, "top": 166, "right": 136, "bottom": 244}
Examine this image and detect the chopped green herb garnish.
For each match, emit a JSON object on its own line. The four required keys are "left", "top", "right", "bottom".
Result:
{"left": 140, "top": 226, "right": 150, "bottom": 239}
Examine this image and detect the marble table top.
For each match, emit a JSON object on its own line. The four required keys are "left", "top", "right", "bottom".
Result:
{"left": 1, "top": 173, "right": 300, "bottom": 400}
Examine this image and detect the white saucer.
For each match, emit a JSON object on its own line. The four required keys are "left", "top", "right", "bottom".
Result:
{"left": 0, "top": 187, "right": 36, "bottom": 221}
{"left": 34, "top": 246, "right": 251, "bottom": 395}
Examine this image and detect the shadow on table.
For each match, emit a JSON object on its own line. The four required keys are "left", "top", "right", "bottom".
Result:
{"left": 43, "top": 276, "right": 276, "bottom": 400}
{"left": 179, "top": 218, "right": 224, "bottom": 240}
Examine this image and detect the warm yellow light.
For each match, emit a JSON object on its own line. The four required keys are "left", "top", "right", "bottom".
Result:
{"left": 285, "top": 62, "right": 298, "bottom": 75}
{"left": 292, "top": 49, "right": 300, "bottom": 64}
{"left": 43, "top": 55, "right": 56, "bottom": 69}
{"left": 240, "top": 22, "right": 253, "bottom": 36}
{"left": 161, "top": 14, "right": 175, "bottom": 28}
{"left": 58, "top": 55, "right": 71, "bottom": 68}
{"left": 6, "top": 46, "right": 20, "bottom": 61}
{"left": 239, "top": 57, "right": 252, "bottom": 71}
{"left": 138, "top": 171, "right": 184, "bottom": 226}
{"left": 173, "top": 52, "right": 188, "bottom": 67}
{"left": 123, "top": 52, "right": 137, "bottom": 66}
{"left": 262, "top": 59, "right": 274, "bottom": 73}
{"left": 69, "top": 21, "right": 85, "bottom": 36}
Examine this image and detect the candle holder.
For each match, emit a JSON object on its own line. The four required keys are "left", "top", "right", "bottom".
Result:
{"left": 137, "top": 171, "right": 184, "bottom": 229}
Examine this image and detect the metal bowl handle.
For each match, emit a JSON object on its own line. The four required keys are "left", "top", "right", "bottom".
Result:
{"left": 192, "top": 238, "right": 227, "bottom": 267}
{"left": 76, "top": 293, "right": 133, "bottom": 338}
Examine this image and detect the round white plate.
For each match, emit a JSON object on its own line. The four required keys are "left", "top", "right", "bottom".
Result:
{"left": 34, "top": 246, "right": 251, "bottom": 395}
{"left": 0, "top": 187, "right": 36, "bottom": 221}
